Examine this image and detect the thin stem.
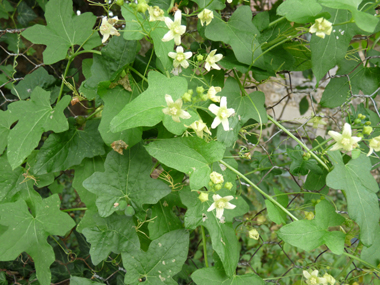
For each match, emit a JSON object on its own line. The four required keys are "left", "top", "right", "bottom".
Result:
{"left": 57, "top": 57, "right": 74, "bottom": 103}
{"left": 129, "top": 66, "right": 148, "bottom": 82}
{"left": 201, "top": 225, "right": 209, "bottom": 267}
{"left": 267, "top": 115, "right": 330, "bottom": 171}
{"left": 85, "top": 106, "right": 103, "bottom": 121}
{"left": 219, "top": 160, "right": 299, "bottom": 221}
{"left": 244, "top": 162, "right": 291, "bottom": 175}
{"left": 341, "top": 252, "right": 380, "bottom": 273}
{"left": 61, "top": 207, "right": 87, "bottom": 212}
{"left": 268, "top": 16, "right": 285, "bottom": 27}
{"left": 74, "top": 50, "right": 102, "bottom": 57}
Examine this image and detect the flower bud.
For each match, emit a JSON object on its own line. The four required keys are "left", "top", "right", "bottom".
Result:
{"left": 365, "top": 121, "right": 371, "bottom": 125}
{"left": 304, "top": 211, "right": 315, "bottom": 220}
{"left": 257, "top": 215, "right": 266, "bottom": 224}
{"left": 187, "top": 89, "right": 194, "bottom": 95}
{"left": 224, "top": 182, "right": 233, "bottom": 190}
{"left": 136, "top": 0, "right": 148, "bottom": 13}
{"left": 198, "top": 192, "right": 209, "bottom": 202}
{"left": 248, "top": 228, "right": 259, "bottom": 240}
{"left": 354, "top": 118, "right": 361, "bottom": 124}
{"left": 115, "top": 0, "right": 124, "bottom": 6}
{"left": 357, "top": 132, "right": 364, "bottom": 138}
{"left": 182, "top": 92, "right": 192, "bottom": 102}
{"left": 363, "top": 126, "right": 373, "bottom": 135}
{"left": 197, "top": 54, "right": 204, "bottom": 61}
{"left": 201, "top": 94, "right": 208, "bottom": 101}
{"left": 214, "top": 184, "right": 222, "bottom": 191}
{"left": 302, "top": 152, "right": 311, "bottom": 161}
{"left": 196, "top": 86, "right": 205, "bottom": 94}
{"left": 210, "top": 171, "right": 224, "bottom": 184}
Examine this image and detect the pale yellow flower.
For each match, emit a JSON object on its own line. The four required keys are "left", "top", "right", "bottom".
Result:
{"left": 323, "top": 273, "right": 336, "bottom": 285}
{"left": 207, "top": 86, "right": 222, "bottom": 102}
{"left": 328, "top": 123, "right": 362, "bottom": 152}
{"left": 198, "top": 9, "right": 213, "bottom": 26}
{"left": 162, "top": 10, "right": 186, "bottom": 45}
{"left": 207, "top": 194, "right": 236, "bottom": 221}
{"left": 168, "top": 46, "right": 192, "bottom": 69}
{"left": 210, "top": 171, "right": 224, "bottom": 184}
{"left": 100, "top": 16, "right": 120, "bottom": 43}
{"left": 188, "top": 119, "right": 211, "bottom": 138}
{"left": 304, "top": 211, "right": 315, "bottom": 220}
{"left": 303, "top": 270, "right": 327, "bottom": 285}
{"left": 205, "top": 49, "right": 223, "bottom": 71}
{"left": 208, "top": 96, "right": 235, "bottom": 131}
{"left": 148, "top": 6, "right": 165, "bottom": 22}
{"left": 309, "top": 17, "right": 333, "bottom": 39}
{"left": 162, "top": 94, "right": 191, "bottom": 122}
{"left": 367, "top": 135, "right": 380, "bottom": 156}
{"left": 248, "top": 228, "right": 259, "bottom": 240}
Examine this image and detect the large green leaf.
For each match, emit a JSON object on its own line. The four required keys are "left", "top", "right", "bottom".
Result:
{"left": 221, "top": 77, "right": 267, "bottom": 124}
{"left": 98, "top": 86, "right": 142, "bottom": 147}
{"left": 145, "top": 137, "right": 225, "bottom": 190}
{"left": 361, "top": 225, "right": 380, "bottom": 266}
{"left": 0, "top": 195, "right": 75, "bottom": 285}
{"left": 83, "top": 144, "right": 171, "bottom": 217}
{"left": 21, "top": 0, "right": 99, "bottom": 64}
{"left": 191, "top": 267, "right": 264, "bottom": 284}
{"left": 7, "top": 87, "right": 70, "bottom": 169}
{"left": 82, "top": 213, "right": 140, "bottom": 265}
{"left": 111, "top": 71, "right": 196, "bottom": 135}
{"left": 326, "top": 151, "right": 380, "bottom": 246}
{"left": 122, "top": 229, "right": 189, "bottom": 285}
{"left": 70, "top": 276, "right": 102, "bottom": 285}
{"left": 277, "top": 0, "right": 322, "bottom": 23}
{"left": 0, "top": 110, "right": 17, "bottom": 154}
{"left": 192, "top": 0, "right": 225, "bottom": 10}
{"left": 151, "top": 23, "right": 174, "bottom": 72}
{"left": 278, "top": 200, "right": 345, "bottom": 254}
{"left": 33, "top": 119, "right": 105, "bottom": 175}
{"left": 0, "top": 154, "right": 24, "bottom": 203}
{"left": 179, "top": 187, "right": 249, "bottom": 276}
{"left": 205, "top": 6, "right": 265, "bottom": 69}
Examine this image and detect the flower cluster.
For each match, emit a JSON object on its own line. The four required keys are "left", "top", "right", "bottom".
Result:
{"left": 309, "top": 17, "right": 333, "bottom": 39}
{"left": 303, "top": 270, "right": 335, "bottom": 285}
{"left": 148, "top": 6, "right": 165, "bottom": 22}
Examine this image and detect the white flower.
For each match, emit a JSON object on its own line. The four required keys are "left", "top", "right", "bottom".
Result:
{"left": 188, "top": 119, "right": 211, "bottom": 138}
{"left": 207, "top": 194, "right": 236, "bottom": 221}
{"left": 303, "top": 270, "right": 327, "bottom": 285}
{"left": 207, "top": 86, "right": 221, "bottom": 102}
{"left": 310, "top": 112, "right": 327, "bottom": 129}
{"left": 198, "top": 9, "right": 213, "bottom": 26}
{"left": 309, "top": 17, "right": 333, "bottom": 39}
{"left": 148, "top": 6, "right": 165, "bottom": 22}
{"left": 328, "top": 123, "right": 362, "bottom": 152}
{"left": 323, "top": 273, "right": 336, "bottom": 285}
{"left": 99, "top": 16, "right": 120, "bottom": 43}
{"left": 248, "top": 229, "right": 259, "bottom": 240}
{"left": 168, "top": 46, "right": 192, "bottom": 69}
{"left": 205, "top": 49, "right": 223, "bottom": 71}
{"left": 162, "top": 10, "right": 186, "bottom": 45}
{"left": 171, "top": 66, "right": 182, "bottom": 75}
{"left": 367, "top": 135, "right": 380, "bottom": 156}
{"left": 162, "top": 94, "right": 191, "bottom": 122}
{"left": 210, "top": 171, "right": 224, "bottom": 184}
{"left": 208, "top": 96, "right": 235, "bottom": 131}
{"left": 227, "top": 0, "right": 232, "bottom": 3}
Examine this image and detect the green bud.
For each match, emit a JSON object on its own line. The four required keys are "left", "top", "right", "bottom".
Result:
{"left": 365, "top": 121, "right": 372, "bottom": 125}
{"left": 115, "top": 0, "right": 124, "bottom": 6}
{"left": 224, "top": 182, "right": 233, "bottom": 190}
{"left": 214, "top": 184, "right": 222, "bottom": 191}
{"left": 302, "top": 152, "right": 311, "bottom": 161}
{"left": 198, "top": 192, "right": 209, "bottom": 202}
{"left": 197, "top": 54, "right": 204, "bottom": 61}
{"left": 196, "top": 86, "right": 205, "bottom": 94}
{"left": 208, "top": 181, "right": 213, "bottom": 187}
{"left": 354, "top": 118, "right": 361, "bottom": 124}
{"left": 357, "top": 132, "right": 364, "bottom": 138}
{"left": 187, "top": 89, "right": 194, "bottom": 95}
{"left": 363, "top": 126, "right": 373, "bottom": 135}
{"left": 136, "top": 0, "right": 148, "bottom": 13}
{"left": 361, "top": 115, "right": 366, "bottom": 119}
{"left": 118, "top": 200, "right": 128, "bottom": 210}
{"left": 201, "top": 94, "right": 208, "bottom": 101}
{"left": 182, "top": 92, "right": 192, "bottom": 102}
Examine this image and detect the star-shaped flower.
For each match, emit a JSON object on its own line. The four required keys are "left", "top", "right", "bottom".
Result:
{"left": 148, "top": 6, "right": 165, "bottom": 22}
{"left": 99, "top": 16, "right": 120, "bottom": 43}
{"left": 162, "top": 10, "right": 186, "bottom": 45}
{"left": 207, "top": 194, "right": 236, "bottom": 221}
{"left": 168, "top": 46, "right": 192, "bottom": 69}
{"left": 205, "top": 49, "right": 223, "bottom": 71}
{"left": 309, "top": 17, "right": 333, "bottom": 39}
{"left": 248, "top": 228, "right": 259, "bottom": 240}
{"left": 323, "top": 273, "right": 336, "bottom": 285}
{"left": 367, "top": 135, "right": 380, "bottom": 156}
{"left": 207, "top": 86, "right": 222, "bottom": 102}
{"left": 303, "top": 270, "right": 327, "bottom": 285}
{"left": 187, "top": 119, "right": 211, "bottom": 138}
{"left": 208, "top": 96, "right": 235, "bottom": 131}
{"left": 210, "top": 171, "right": 224, "bottom": 184}
{"left": 162, "top": 94, "right": 191, "bottom": 122}
{"left": 328, "top": 123, "right": 362, "bottom": 152}
{"left": 198, "top": 9, "right": 214, "bottom": 26}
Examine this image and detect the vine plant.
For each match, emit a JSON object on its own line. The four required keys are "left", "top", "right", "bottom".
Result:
{"left": 0, "top": 0, "right": 380, "bottom": 284}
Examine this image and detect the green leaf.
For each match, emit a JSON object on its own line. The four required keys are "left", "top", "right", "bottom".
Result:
{"left": 299, "top": 96, "right": 309, "bottom": 115}
{"left": 7, "top": 87, "right": 70, "bottom": 169}
{"left": 70, "top": 276, "right": 102, "bottom": 285}
{"left": 82, "top": 213, "right": 140, "bottom": 265}
{"left": 0, "top": 110, "right": 17, "bottom": 154}
{"left": 311, "top": 9, "right": 359, "bottom": 84}
{"left": 122, "top": 5, "right": 146, "bottom": 40}
{"left": 122, "top": 229, "right": 189, "bottom": 285}
{"left": 361, "top": 225, "right": 380, "bottom": 266}
{"left": 192, "top": 0, "right": 225, "bottom": 10}
{"left": 179, "top": 187, "right": 249, "bottom": 276}
{"left": 277, "top": 0, "right": 322, "bottom": 23}
{"left": 0, "top": 154, "right": 24, "bottom": 202}
{"left": 326, "top": 151, "right": 380, "bottom": 246}
{"left": 221, "top": 78, "right": 267, "bottom": 125}
{"left": 287, "top": 146, "right": 322, "bottom": 175}
{"left": 205, "top": 6, "right": 265, "bottom": 69}
{"left": 0, "top": 195, "right": 75, "bottom": 285}
{"left": 33, "top": 119, "right": 105, "bottom": 175}
{"left": 145, "top": 137, "right": 225, "bottom": 190}
{"left": 191, "top": 267, "right": 264, "bottom": 284}
{"left": 318, "top": 0, "right": 378, "bottom": 32}
{"left": 148, "top": 194, "right": 183, "bottom": 240}
{"left": 265, "top": 199, "right": 286, "bottom": 225}
{"left": 26, "top": 151, "right": 55, "bottom": 188}
{"left": 83, "top": 144, "right": 171, "bottom": 217}
{"left": 98, "top": 86, "right": 142, "bottom": 147}
{"left": 278, "top": 200, "right": 345, "bottom": 254}
{"left": 17, "top": 2, "right": 36, "bottom": 26}
{"left": 12, "top": 67, "right": 56, "bottom": 100}
{"left": 320, "top": 77, "right": 350, "bottom": 108}
{"left": 151, "top": 23, "right": 174, "bottom": 72}
{"left": 283, "top": 42, "right": 312, "bottom": 71}
{"left": 21, "top": 0, "right": 98, "bottom": 64}
{"left": 0, "top": 0, "right": 13, "bottom": 20}
{"left": 0, "top": 271, "right": 7, "bottom": 285}
{"left": 111, "top": 71, "right": 196, "bottom": 135}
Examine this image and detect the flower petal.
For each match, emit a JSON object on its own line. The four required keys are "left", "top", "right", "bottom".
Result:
{"left": 168, "top": 52, "right": 177, "bottom": 59}
{"left": 215, "top": 208, "right": 224, "bottom": 219}
{"left": 328, "top": 130, "right": 342, "bottom": 142}
{"left": 176, "top": 46, "right": 184, "bottom": 53}
{"left": 221, "top": 118, "right": 229, "bottom": 131}
{"left": 174, "top": 10, "right": 182, "bottom": 23}
{"left": 211, "top": 117, "right": 221, "bottom": 129}
{"left": 180, "top": 110, "right": 191, "bottom": 120}
{"left": 208, "top": 104, "right": 219, "bottom": 115}
{"left": 220, "top": 96, "right": 227, "bottom": 108}
{"left": 342, "top": 123, "right": 352, "bottom": 137}
{"left": 162, "top": 30, "right": 174, "bottom": 42}
{"left": 165, "top": 94, "right": 174, "bottom": 105}
{"left": 224, "top": 202, "right": 236, "bottom": 210}
{"left": 207, "top": 202, "right": 216, "bottom": 212}
{"left": 165, "top": 17, "right": 173, "bottom": 28}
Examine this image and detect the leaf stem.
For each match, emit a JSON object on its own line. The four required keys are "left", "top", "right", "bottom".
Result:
{"left": 219, "top": 160, "right": 299, "bottom": 221}
{"left": 74, "top": 50, "right": 102, "bottom": 57}
{"left": 341, "top": 252, "right": 380, "bottom": 273}
{"left": 61, "top": 207, "right": 87, "bottom": 212}
{"left": 129, "top": 66, "right": 149, "bottom": 82}
{"left": 57, "top": 57, "right": 74, "bottom": 103}
{"left": 267, "top": 115, "right": 330, "bottom": 171}
{"left": 85, "top": 106, "right": 103, "bottom": 121}
{"left": 201, "top": 225, "right": 209, "bottom": 267}
{"left": 268, "top": 16, "right": 285, "bottom": 27}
